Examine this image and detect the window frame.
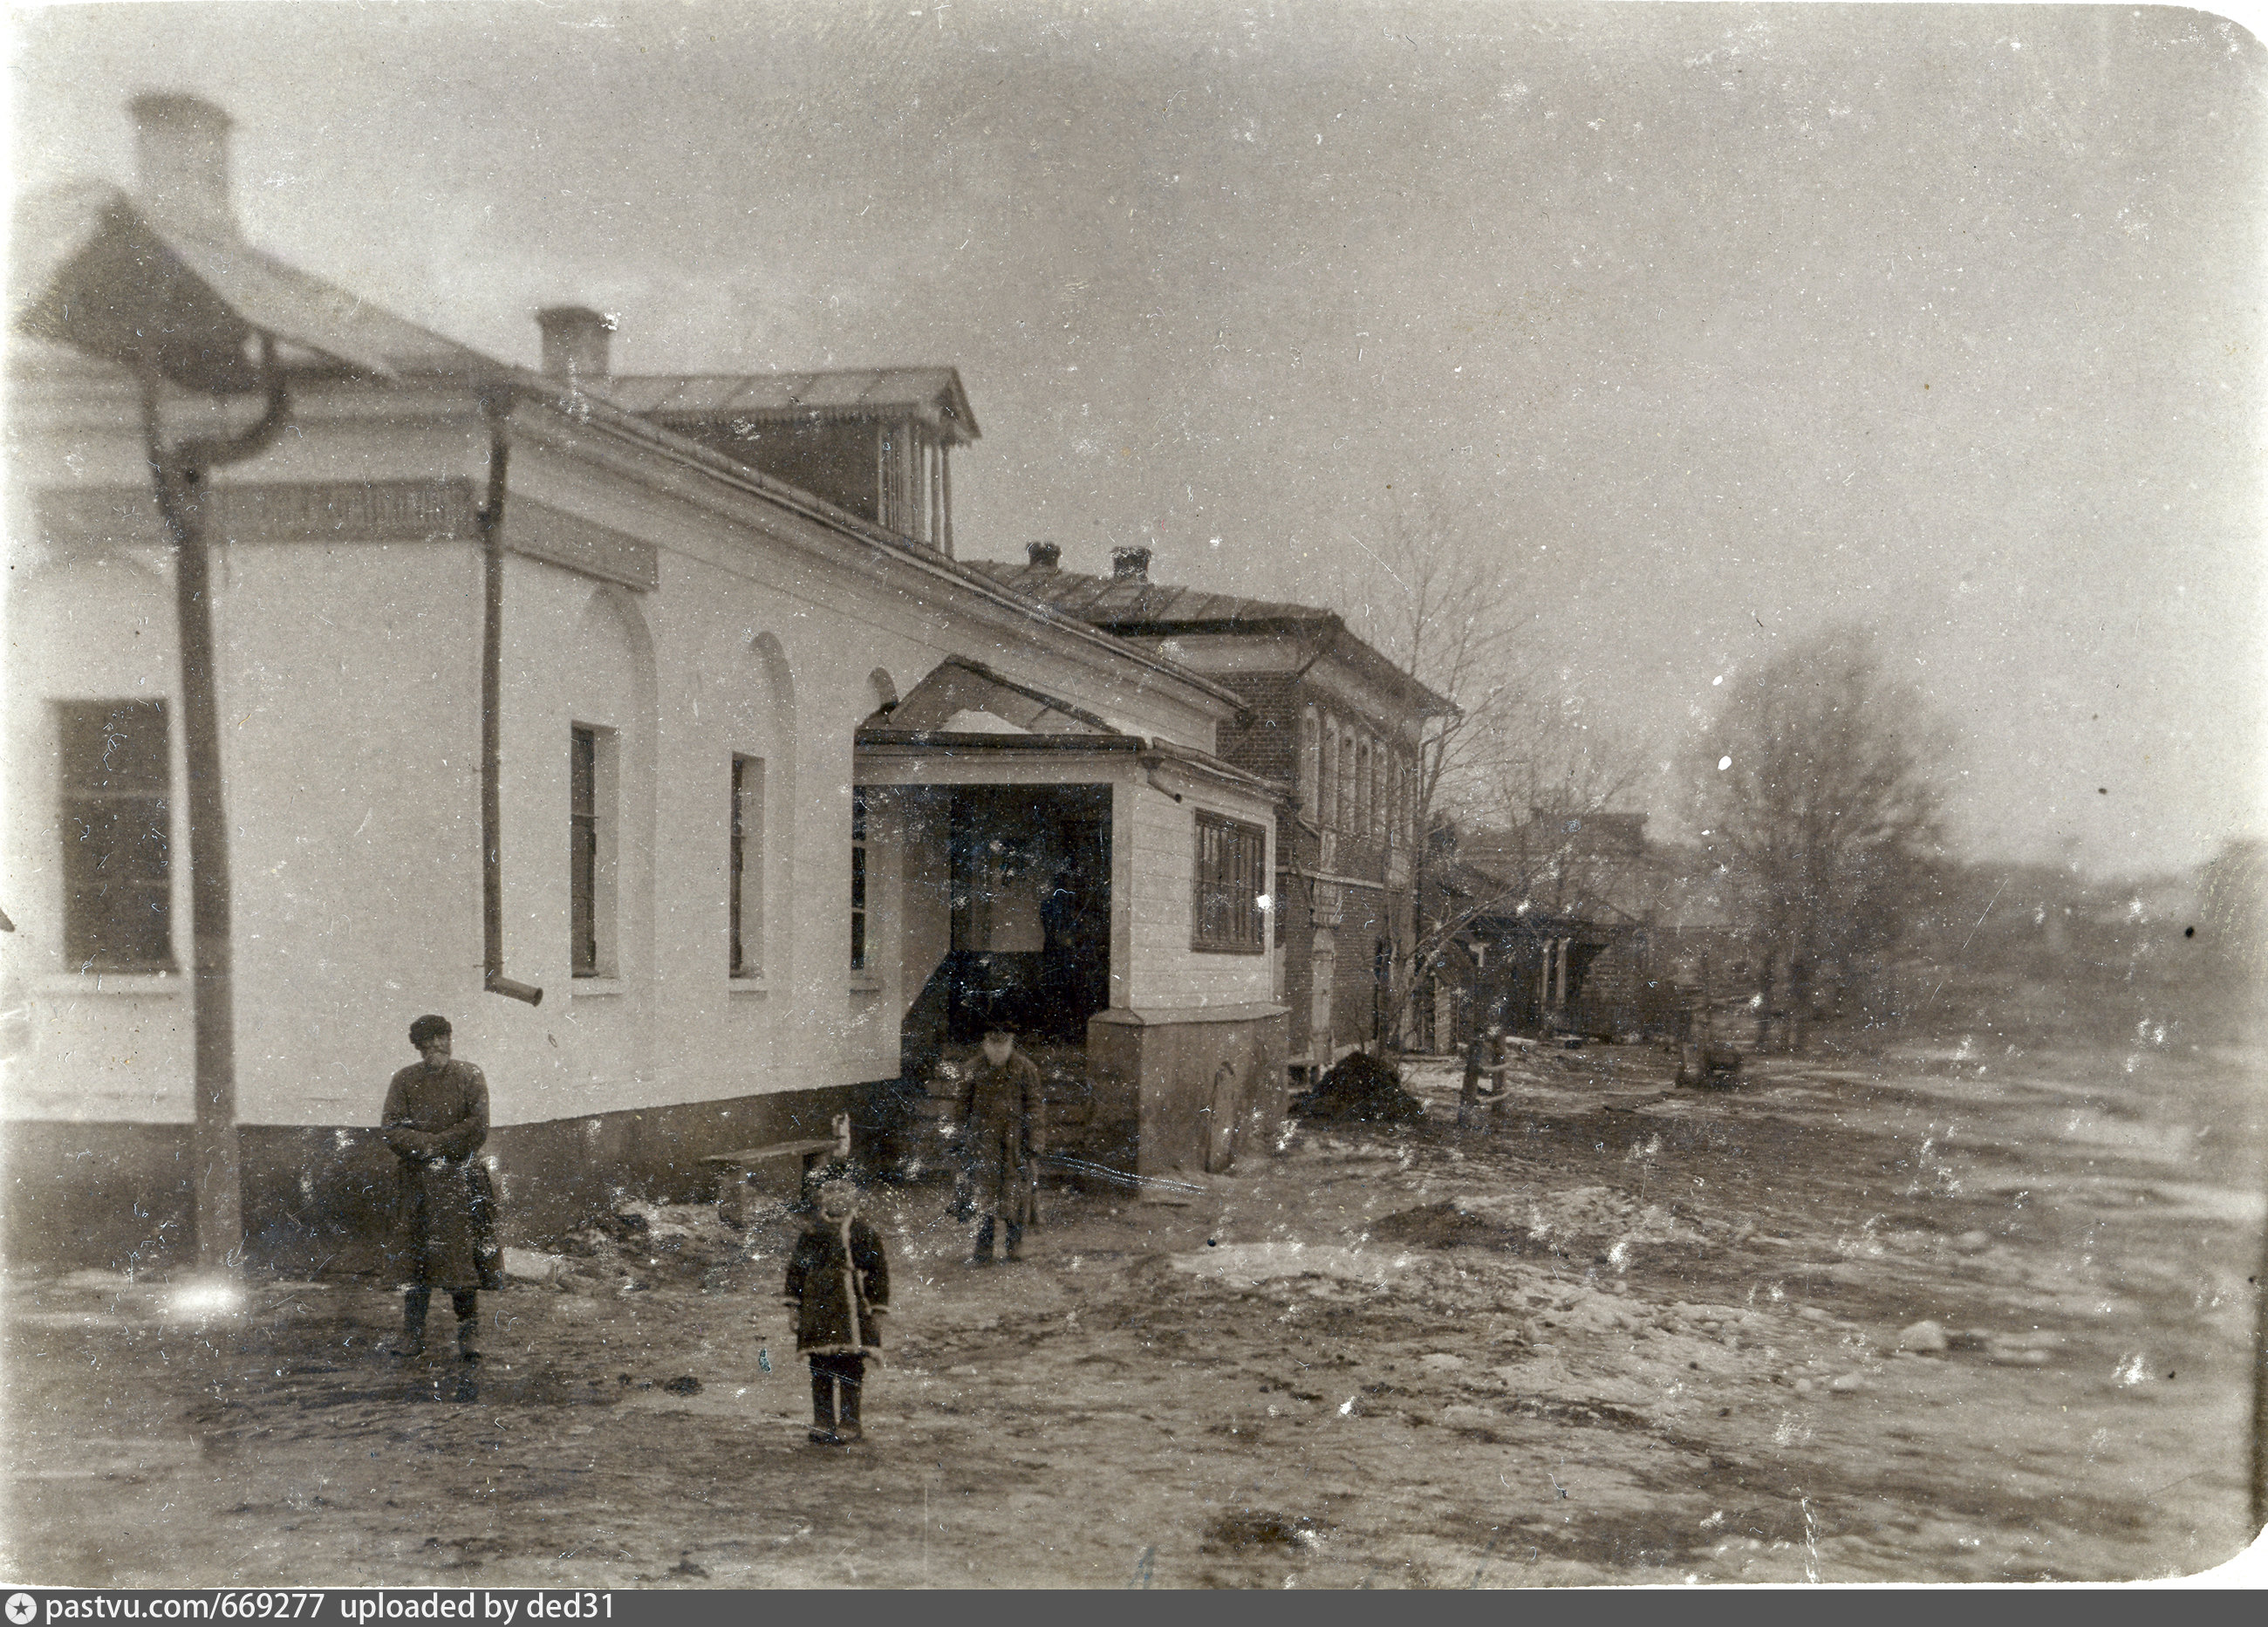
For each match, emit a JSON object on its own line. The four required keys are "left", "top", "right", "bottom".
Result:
{"left": 850, "top": 785, "right": 870, "bottom": 973}
{"left": 1356, "top": 736, "right": 1371, "bottom": 838}
{"left": 1192, "top": 809, "right": 1267, "bottom": 954}
{"left": 729, "top": 754, "right": 765, "bottom": 979}
{"left": 1338, "top": 727, "right": 1357, "bottom": 831}
{"left": 570, "top": 723, "right": 619, "bottom": 979}
{"left": 55, "top": 699, "right": 174, "bottom": 974}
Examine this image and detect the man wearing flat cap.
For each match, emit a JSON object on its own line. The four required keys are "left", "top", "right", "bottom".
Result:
{"left": 958, "top": 1021, "right": 1044, "bottom": 1265}
{"left": 380, "top": 1015, "right": 501, "bottom": 1359}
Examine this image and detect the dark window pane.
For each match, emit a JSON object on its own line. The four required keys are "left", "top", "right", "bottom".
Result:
{"left": 730, "top": 757, "right": 747, "bottom": 975}
{"left": 1192, "top": 810, "right": 1264, "bottom": 953}
{"left": 571, "top": 727, "right": 598, "bottom": 975}
{"left": 57, "top": 701, "right": 171, "bottom": 970}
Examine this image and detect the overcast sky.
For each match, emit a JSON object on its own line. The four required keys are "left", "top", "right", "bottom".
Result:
{"left": 9, "top": 2, "right": 2263, "bottom": 879}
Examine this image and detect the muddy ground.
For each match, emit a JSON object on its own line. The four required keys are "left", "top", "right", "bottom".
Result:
{"left": 5, "top": 1032, "right": 2265, "bottom": 1588}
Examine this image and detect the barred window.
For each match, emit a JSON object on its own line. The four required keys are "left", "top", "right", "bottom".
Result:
{"left": 57, "top": 700, "right": 172, "bottom": 972}
{"left": 1193, "top": 810, "right": 1266, "bottom": 954}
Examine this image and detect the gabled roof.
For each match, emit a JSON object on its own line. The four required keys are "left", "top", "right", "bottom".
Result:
{"left": 605, "top": 367, "right": 979, "bottom": 444}
{"left": 867, "top": 656, "right": 1119, "bottom": 737}
{"left": 10, "top": 174, "right": 1245, "bottom": 721}
{"left": 965, "top": 557, "right": 1458, "bottom": 719}
{"left": 12, "top": 181, "right": 507, "bottom": 390}
{"left": 964, "top": 559, "right": 1332, "bottom": 632}
{"left": 855, "top": 655, "right": 1285, "bottom": 804}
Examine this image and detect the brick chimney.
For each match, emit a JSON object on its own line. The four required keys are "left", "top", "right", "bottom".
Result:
{"left": 536, "top": 306, "right": 615, "bottom": 385}
{"left": 1027, "top": 541, "right": 1062, "bottom": 571}
{"left": 1111, "top": 545, "right": 1151, "bottom": 582}
{"left": 129, "top": 92, "right": 236, "bottom": 235}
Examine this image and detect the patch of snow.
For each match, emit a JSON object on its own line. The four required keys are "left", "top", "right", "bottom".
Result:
{"left": 502, "top": 1248, "right": 567, "bottom": 1283}
{"left": 1896, "top": 1320, "right": 1950, "bottom": 1354}
{"left": 1171, "top": 1241, "right": 1414, "bottom": 1288}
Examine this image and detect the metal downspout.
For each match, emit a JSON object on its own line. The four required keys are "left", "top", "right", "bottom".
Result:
{"left": 477, "top": 391, "right": 543, "bottom": 1006}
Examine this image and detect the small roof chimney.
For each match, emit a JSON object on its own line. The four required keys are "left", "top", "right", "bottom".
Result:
{"left": 1111, "top": 545, "right": 1151, "bottom": 582}
{"left": 129, "top": 92, "right": 235, "bottom": 235}
{"left": 1027, "top": 541, "right": 1062, "bottom": 571}
{"left": 536, "top": 306, "right": 615, "bottom": 385}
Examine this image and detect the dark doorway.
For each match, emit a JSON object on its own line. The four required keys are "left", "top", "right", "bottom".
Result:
{"left": 896, "top": 784, "right": 1112, "bottom": 1070}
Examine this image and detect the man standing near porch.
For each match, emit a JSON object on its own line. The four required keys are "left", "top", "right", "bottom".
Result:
{"left": 959, "top": 1022, "right": 1043, "bottom": 1264}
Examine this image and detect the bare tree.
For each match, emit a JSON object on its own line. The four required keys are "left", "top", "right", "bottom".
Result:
{"left": 1689, "top": 624, "right": 1948, "bottom": 1051}
{"left": 1457, "top": 687, "right": 1658, "bottom": 902}
{"left": 1329, "top": 495, "right": 1660, "bottom": 1051}
{"left": 1320, "top": 491, "right": 1534, "bottom": 1051}
{"left": 1331, "top": 492, "right": 1527, "bottom": 812}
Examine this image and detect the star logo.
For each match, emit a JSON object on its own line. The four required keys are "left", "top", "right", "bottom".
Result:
{"left": 7, "top": 1593, "right": 38, "bottom": 1625}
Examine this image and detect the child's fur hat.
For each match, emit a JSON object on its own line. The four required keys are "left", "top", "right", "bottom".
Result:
{"left": 815, "top": 1177, "right": 859, "bottom": 1213}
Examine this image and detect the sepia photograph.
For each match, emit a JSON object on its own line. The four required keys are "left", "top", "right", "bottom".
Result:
{"left": 3, "top": 0, "right": 2264, "bottom": 1590}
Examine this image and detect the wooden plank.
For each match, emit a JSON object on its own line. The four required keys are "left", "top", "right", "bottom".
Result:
{"left": 699, "top": 1138, "right": 836, "bottom": 1166}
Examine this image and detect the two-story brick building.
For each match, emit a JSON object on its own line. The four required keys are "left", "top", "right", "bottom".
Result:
{"left": 967, "top": 543, "right": 1454, "bottom": 1080}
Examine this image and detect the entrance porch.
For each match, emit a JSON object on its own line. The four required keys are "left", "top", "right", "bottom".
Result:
{"left": 853, "top": 659, "right": 1289, "bottom": 1183}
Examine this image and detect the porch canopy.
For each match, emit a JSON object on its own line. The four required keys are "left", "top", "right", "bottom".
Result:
{"left": 851, "top": 654, "right": 1276, "bottom": 798}
{"left": 853, "top": 655, "right": 1281, "bottom": 1046}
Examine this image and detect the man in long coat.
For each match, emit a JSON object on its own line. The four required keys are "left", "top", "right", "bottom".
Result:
{"left": 380, "top": 1014, "right": 498, "bottom": 1360}
{"left": 959, "top": 1022, "right": 1043, "bottom": 1264}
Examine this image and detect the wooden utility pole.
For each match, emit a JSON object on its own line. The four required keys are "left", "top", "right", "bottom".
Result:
{"left": 140, "top": 352, "right": 289, "bottom": 1272}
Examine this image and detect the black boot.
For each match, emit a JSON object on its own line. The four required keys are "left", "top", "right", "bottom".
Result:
{"left": 389, "top": 1289, "right": 428, "bottom": 1359}
{"left": 810, "top": 1364, "right": 838, "bottom": 1445}
{"left": 453, "top": 1290, "right": 481, "bottom": 1362}
{"left": 835, "top": 1357, "right": 864, "bottom": 1444}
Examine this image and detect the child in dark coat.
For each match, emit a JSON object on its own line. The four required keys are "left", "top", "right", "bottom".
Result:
{"left": 782, "top": 1178, "right": 890, "bottom": 1445}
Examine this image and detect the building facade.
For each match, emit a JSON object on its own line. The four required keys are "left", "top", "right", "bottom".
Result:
{"left": 967, "top": 544, "right": 1452, "bottom": 1080}
{"left": 3, "top": 97, "right": 1287, "bottom": 1268}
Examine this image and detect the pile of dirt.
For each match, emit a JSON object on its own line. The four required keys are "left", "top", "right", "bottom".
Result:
{"left": 539, "top": 1200, "right": 750, "bottom": 1293}
{"left": 1293, "top": 1052, "right": 1425, "bottom": 1125}
{"left": 1371, "top": 1200, "right": 1528, "bottom": 1250}
{"left": 1201, "top": 1510, "right": 1329, "bottom": 1555}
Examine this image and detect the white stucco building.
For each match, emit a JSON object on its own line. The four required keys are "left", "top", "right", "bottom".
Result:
{"left": 3, "top": 95, "right": 1286, "bottom": 1266}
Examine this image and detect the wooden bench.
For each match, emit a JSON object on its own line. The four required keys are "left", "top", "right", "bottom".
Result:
{"left": 701, "top": 1137, "right": 841, "bottom": 1227}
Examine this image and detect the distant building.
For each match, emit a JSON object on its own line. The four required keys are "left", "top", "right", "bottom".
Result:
{"left": 967, "top": 543, "right": 1454, "bottom": 1079}
{"left": 1436, "top": 809, "right": 1670, "bottom": 1043}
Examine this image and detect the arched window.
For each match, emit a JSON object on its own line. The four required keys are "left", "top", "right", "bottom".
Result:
{"left": 1339, "top": 728, "right": 1357, "bottom": 831}
{"left": 1371, "top": 738, "right": 1386, "bottom": 840}
{"left": 1301, "top": 705, "right": 1321, "bottom": 814}
{"left": 565, "top": 586, "right": 656, "bottom": 983}
{"left": 1355, "top": 737, "right": 1371, "bottom": 839}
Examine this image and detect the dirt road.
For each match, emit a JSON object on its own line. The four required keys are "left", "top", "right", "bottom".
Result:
{"left": 6, "top": 1034, "right": 2262, "bottom": 1586}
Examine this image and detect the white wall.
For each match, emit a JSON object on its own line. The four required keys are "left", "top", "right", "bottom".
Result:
{"left": 1121, "top": 778, "right": 1280, "bottom": 1012}
{"left": 4, "top": 369, "right": 1254, "bottom": 1134}
{"left": 3, "top": 550, "right": 193, "bottom": 1121}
